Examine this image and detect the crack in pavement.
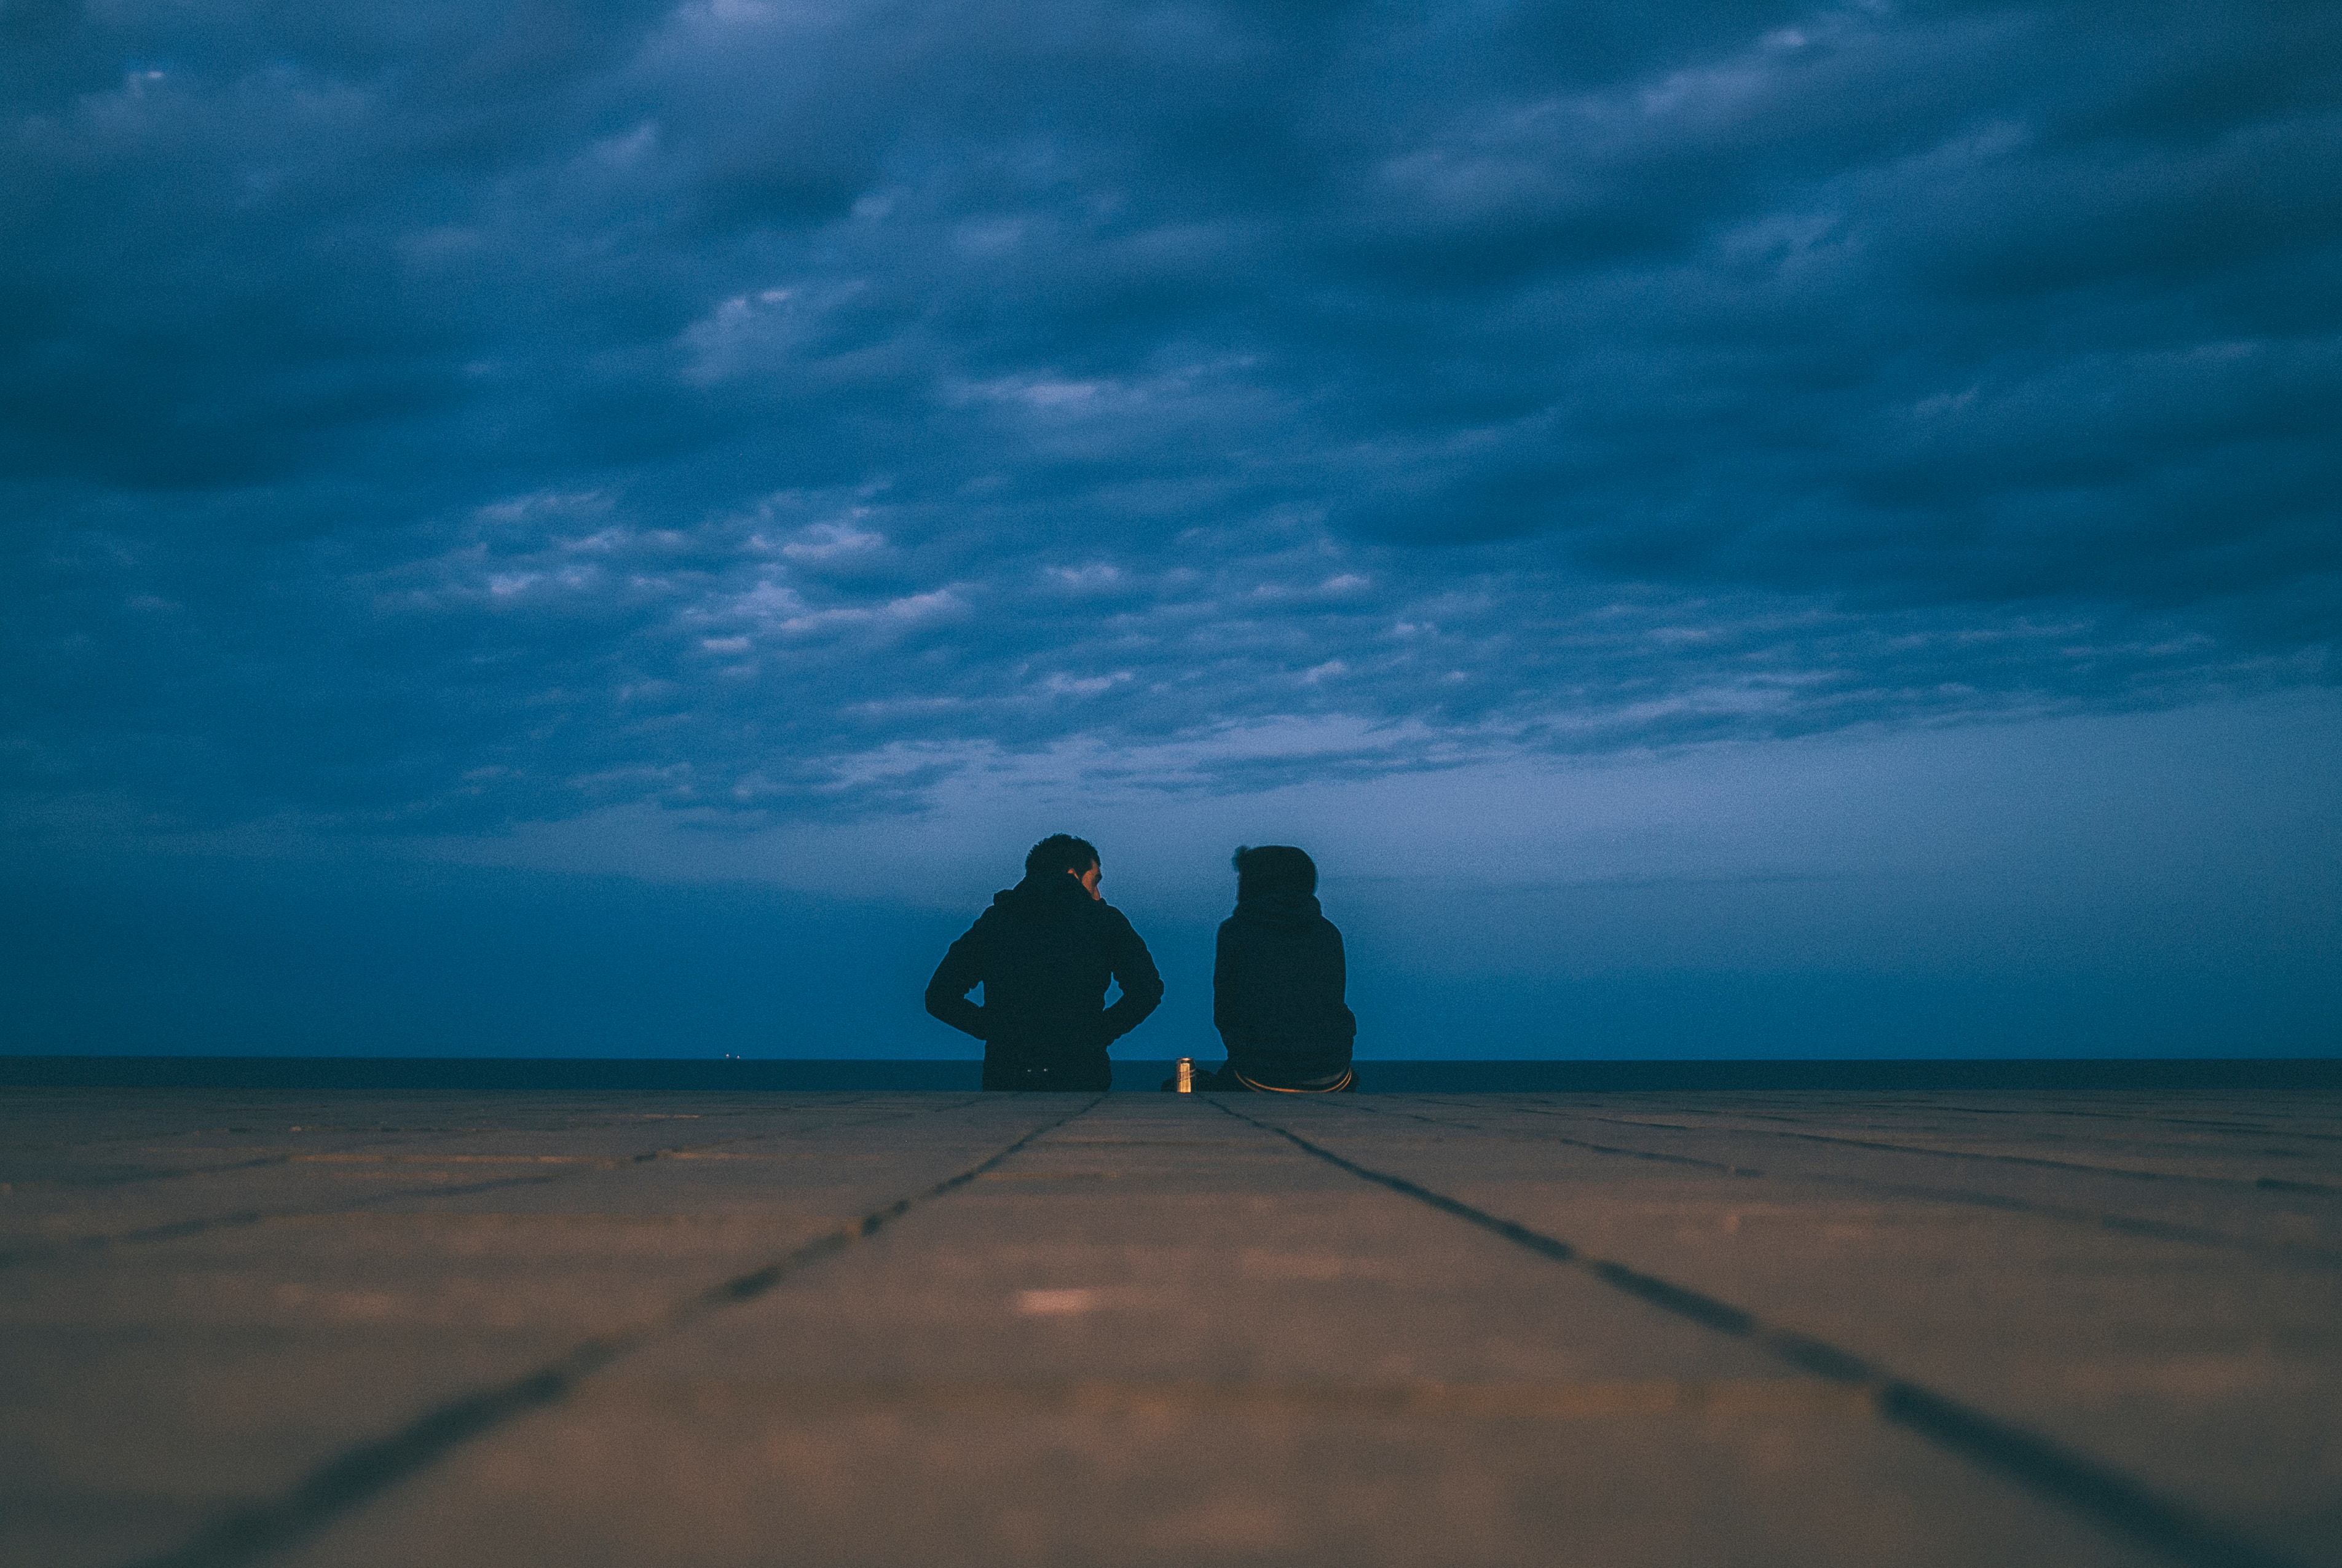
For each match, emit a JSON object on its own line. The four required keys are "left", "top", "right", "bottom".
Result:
{"left": 1330, "top": 1099, "right": 2342, "bottom": 1269}
{"left": 0, "top": 1098, "right": 993, "bottom": 1271}
{"left": 1213, "top": 1097, "right": 2308, "bottom": 1568}
{"left": 0, "top": 1093, "right": 911, "bottom": 1176}
{"left": 1526, "top": 1105, "right": 2342, "bottom": 1194}
{"left": 121, "top": 1097, "right": 1103, "bottom": 1568}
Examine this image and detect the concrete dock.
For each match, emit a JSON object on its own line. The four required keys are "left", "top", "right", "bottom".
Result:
{"left": 4, "top": 1087, "right": 2338, "bottom": 1567}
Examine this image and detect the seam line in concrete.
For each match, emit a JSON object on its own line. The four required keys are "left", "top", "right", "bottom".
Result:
{"left": 117, "top": 1097, "right": 1102, "bottom": 1568}
{"left": 1844, "top": 1104, "right": 2307, "bottom": 1139}
{"left": 1537, "top": 1108, "right": 2342, "bottom": 1196}
{"left": 1343, "top": 1100, "right": 2342, "bottom": 1269}
{"left": 0, "top": 1090, "right": 900, "bottom": 1165}
{"left": 1216, "top": 1099, "right": 2305, "bottom": 1568}
{"left": 0, "top": 1100, "right": 989, "bottom": 1271}
{"left": 0, "top": 1153, "right": 301, "bottom": 1194}
{"left": 1447, "top": 1093, "right": 2339, "bottom": 1149}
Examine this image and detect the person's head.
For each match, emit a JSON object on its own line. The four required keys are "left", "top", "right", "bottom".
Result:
{"left": 1232, "top": 844, "right": 1316, "bottom": 899}
{"left": 1026, "top": 833, "right": 1103, "bottom": 898}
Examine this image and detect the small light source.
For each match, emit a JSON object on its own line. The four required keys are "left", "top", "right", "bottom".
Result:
{"left": 1175, "top": 1057, "right": 1194, "bottom": 1093}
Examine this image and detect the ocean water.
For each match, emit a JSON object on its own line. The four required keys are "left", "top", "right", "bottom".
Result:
{"left": 4, "top": 1057, "right": 2336, "bottom": 1093}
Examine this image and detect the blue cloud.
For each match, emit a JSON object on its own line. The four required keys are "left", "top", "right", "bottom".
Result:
{"left": 3, "top": 0, "right": 2335, "bottom": 835}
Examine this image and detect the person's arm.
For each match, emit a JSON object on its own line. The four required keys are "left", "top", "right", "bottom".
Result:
{"left": 1100, "top": 914, "right": 1164, "bottom": 1041}
{"left": 1212, "top": 921, "right": 1236, "bottom": 1039}
{"left": 923, "top": 923, "right": 988, "bottom": 1039}
{"left": 1330, "top": 923, "right": 1357, "bottom": 1040}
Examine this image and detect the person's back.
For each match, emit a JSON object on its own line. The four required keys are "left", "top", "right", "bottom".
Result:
{"left": 1210, "top": 845, "right": 1357, "bottom": 1092}
{"left": 926, "top": 833, "right": 1164, "bottom": 1090}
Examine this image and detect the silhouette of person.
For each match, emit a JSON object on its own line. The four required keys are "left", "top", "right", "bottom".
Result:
{"left": 926, "top": 834, "right": 1164, "bottom": 1091}
{"left": 1199, "top": 845, "right": 1357, "bottom": 1092}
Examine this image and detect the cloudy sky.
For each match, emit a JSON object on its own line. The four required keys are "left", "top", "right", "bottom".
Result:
{"left": 4, "top": 0, "right": 2337, "bottom": 1060}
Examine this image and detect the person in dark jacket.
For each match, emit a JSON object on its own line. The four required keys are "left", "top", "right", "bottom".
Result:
{"left": 925, "top": 833, "right": 1165, "bottom": 1091}
{"left": 1202, "top": 845, "right": 1357, "bottom": 1092}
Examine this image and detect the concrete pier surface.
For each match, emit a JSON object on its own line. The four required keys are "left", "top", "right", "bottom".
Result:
{"left": 4, "top": 1089, "right": 2339, "bottom": 1567}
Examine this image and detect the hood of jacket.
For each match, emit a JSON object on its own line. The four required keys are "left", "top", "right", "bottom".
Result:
{"left": 990, "top": 871, "right": 1097, "bottom": 924}
{"left": 1228, "top": 888, "right": 1323, "bottom": 931}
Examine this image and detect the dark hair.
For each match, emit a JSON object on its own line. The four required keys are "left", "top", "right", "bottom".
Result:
{"left": 1026, "top": 833, "right": 1101, "bottom": 878}
{"left": 1232, "top": 843, "right": 1316, "bottom": 897}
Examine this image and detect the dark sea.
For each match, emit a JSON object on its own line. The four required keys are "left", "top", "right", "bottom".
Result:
{"left": 4, "top": 1057, "right": 2336, "bottom": 1092}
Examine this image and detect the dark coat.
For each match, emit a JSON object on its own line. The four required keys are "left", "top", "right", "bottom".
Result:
{"left": 1213, "top": 889, "right": 1356, "bottom": 1083}
{"left": 925, "top": 872, "right": 1164, "bottom": 1090}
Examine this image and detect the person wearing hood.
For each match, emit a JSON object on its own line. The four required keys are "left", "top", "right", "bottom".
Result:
{"left": 1201, "top": 845, "right": 1358, "bottom": 1092}
{"left": 925, "top": 833, "right": 1165, "bottom": 1091}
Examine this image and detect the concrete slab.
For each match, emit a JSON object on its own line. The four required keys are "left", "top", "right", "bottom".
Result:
{"left": 2, "top": 1087, "right": 2336, "bottom": 1567}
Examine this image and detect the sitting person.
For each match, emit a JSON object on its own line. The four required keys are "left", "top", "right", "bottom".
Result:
{"left": 1199, "top": 844, "right": 1357, "bottom": 1092}
{"left": 925, "top": 833, "right": 1164, "bottom": 1092}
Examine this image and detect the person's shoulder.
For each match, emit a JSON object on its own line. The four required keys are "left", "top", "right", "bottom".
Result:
{"left": 1092, "top": 899, "right": 1144, "bottom": 932}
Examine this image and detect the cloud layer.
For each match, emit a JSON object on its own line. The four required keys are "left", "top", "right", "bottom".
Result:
{"left": 6, "top": 0, "right": 2338, "bottom": 832}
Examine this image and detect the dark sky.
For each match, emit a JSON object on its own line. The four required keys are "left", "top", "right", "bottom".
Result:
{"left": 4, "top": 0, "right": 2337, "bottom": 1059}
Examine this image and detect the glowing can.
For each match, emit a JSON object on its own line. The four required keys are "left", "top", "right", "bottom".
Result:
{"left": 1175, "top": 1057, "right": 1194, "bottom": 1093}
